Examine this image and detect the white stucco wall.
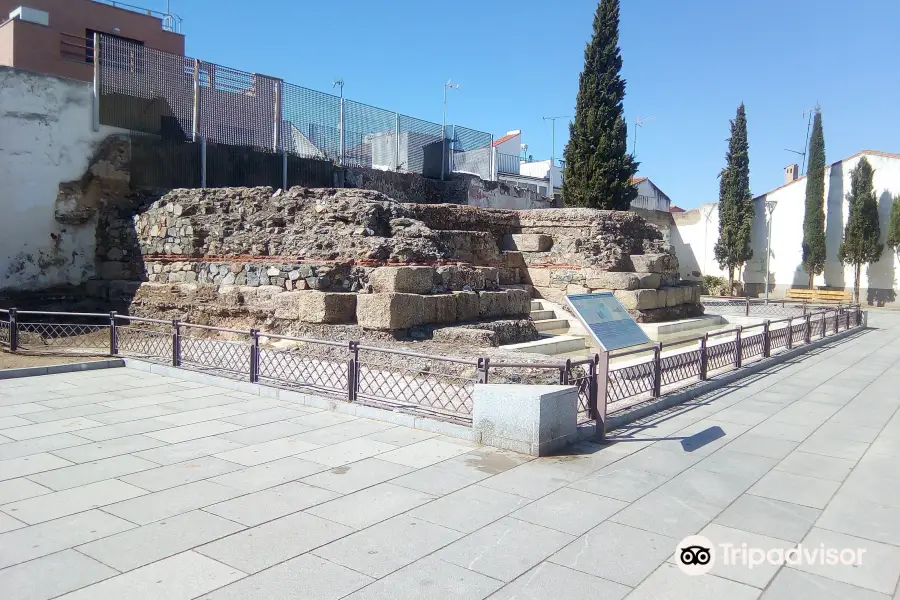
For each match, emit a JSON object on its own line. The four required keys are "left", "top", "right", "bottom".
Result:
{"left": 0, "top": 67, "right": 122, "bottom": 291}
{"left": 671, "top": 152, "right": 900, "bottom": 305}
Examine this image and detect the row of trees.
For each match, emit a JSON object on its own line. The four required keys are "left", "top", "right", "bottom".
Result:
{"left": 561, "top": 0, "right": 900, "bottom": 304}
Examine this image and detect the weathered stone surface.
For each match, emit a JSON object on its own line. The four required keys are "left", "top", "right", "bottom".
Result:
{"left": 478, "top": 289, "right": 530, "bottom": 319}
{"left": 431, "top": 326, "right": 499, "bottom": 347}
{"left": 502, "top": 234, "right": 553, "bottom": 252}
{"left": 533, "top": 286, "right": 567, "bottom": 305}
{"left": 567, "top": 284, "right": 590, "bottom": 295}
{"left": 423, "top": 294, "right": 457, "bottom": 324}
{"left": 629, "top": 254, "right": 667, "bottom": 274}
{"left": 635, "top": 272, "right": 662, "bottom": 290}
{"left": 297, "top": 292, "right": 357, "bottom": 324}
{"left": 585, "top": 270, "right": 639, "bottom": 290}
{"left": 273, "top": 292, "right": 304, "bottom": 320}
{"left": 662, "top": 286, "right": 682, "bottom": 307}
{"left": 453, "top": 291, "right": 480, "bottom": 322}
{"left": 502, "top": 251, "right": 526, "bottom": 268}
{"left": 474, "top": 267, "right": 499, "bottom": 289}
{"left": 498, "top": 267, "right": 521, "bottom": 285}
{"left": 525, "top": 268, "right": 551, "bottom": 287}
{"left": 614, "top": 289, "right": 659, "bottom": 310}
{"left": 356, "top": 293, "right": 424, "bottom": 330}
{"left": 368, "top": 266, "right": 435, "bottom": 294}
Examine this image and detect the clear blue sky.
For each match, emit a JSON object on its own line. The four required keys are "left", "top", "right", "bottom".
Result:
{"left": 170, "top": 0, "right": 898, "bottom": 208}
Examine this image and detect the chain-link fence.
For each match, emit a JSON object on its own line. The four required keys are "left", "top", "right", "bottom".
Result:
{"left": 95, "top": 34, "right": 493, "bottom": 185}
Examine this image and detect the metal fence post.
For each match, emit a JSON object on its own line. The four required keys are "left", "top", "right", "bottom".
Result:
{"left": 172, "top": 319, "right": 181, "bottom": 367}
{"left": 786, "top": 318, "right": 793, "bottom": 350}
{"left": 762, "top": 320, "right": 771, "bottom": 358}
{"left": 489, "top": 134, "right": 495, "bottom": 181}
{"left": 192, "top": 58, "right": 201, "bottom": 142}
{"left": 804, "top": 314, "right": 811, "bottom": 344}
{"left": 476, "top": 357, "right": 490, "bottom": 384}
{"left": 273, "top": 80, "right": 282, "bottom": 153}
{"left": 652, "top": 343, "right": 662, "bottom": 397}
{"left": 734, "top": 325, "right": 743, "bottom": 369}
{"left": 109, "top": 311, "right": 118, "bottom": 355}
{"left": 282, "top": 150, "right": 288, "bottom": 191}
{"left": 833, "top": 308, "right": 839, "bottom": 334}
{"left": 200, "top": 137, "right": 207, "bottom": 188}
{"left": 820, "top": 311, "right": 826, "bottom": 337}
{"left": 699, "top": 334, "right": 708, "bottom": 380}
{"left": 593, "top": 352, "right": 608, "bottom": 439}
{"left": 92, "top": 32, "right": 101, "bottom": 132}
{"left": 559, "top": 359, "right": 572, "bottom": 385}
{"left": 347, "top": 341, "right": 359, "bottom": 402}
{"left": 394, "top": 112, "right": 401, "bottom": 171}
{"left": 745, "top": 297, "right": 750, "bottom": 316}
{"left": 338, "top": 97, "right": 345, "bottom": 166}
{"left": 844, "top": 309, "right": 850, "bottom": 330}
{"left": 9, "top": 308, "right": 17, "bottom": 352}
{"left": 249, "top": 329, "right": 259, "bottom": 383}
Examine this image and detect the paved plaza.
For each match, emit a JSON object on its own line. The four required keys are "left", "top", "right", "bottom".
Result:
{"left": 0, "top": 311, "right": 898, "bottom": 599}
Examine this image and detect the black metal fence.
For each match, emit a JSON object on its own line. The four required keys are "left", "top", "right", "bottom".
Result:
{"left": 604, "top": 305, "right": 864, "bottom": 409}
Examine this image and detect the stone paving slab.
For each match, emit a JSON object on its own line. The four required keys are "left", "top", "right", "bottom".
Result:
{"left": 0, "top": 310, "right": 897, "bottom": 598}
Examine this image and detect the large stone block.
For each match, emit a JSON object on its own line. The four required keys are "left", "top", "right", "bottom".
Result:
{"left": 368, "top": 266, "right": 435, "bottom": 294}
{"left": 614, "top": 289, "right": 659, "bottom": 310}
{"left": 423, "top": 294, "right": 458, "bottom": 324}
{"left": 478, "top": 289, "right": 530, "bottom": 319}
{"left": 502, "top": 234, "right": 553, "bottom": 252}
{"left": 525, "top": 268, "right": 550, "bottom": 287}
{"left": 298, "top": 292, "right": 357, "bottom": 324}
{"left": 666, "top": 286, "right": 684, "bottom": 307}
{"left": 473, "top": 384, "right": 578, "bottom": 456}
{"left": 273, "top": 292, "right": 304, "bottom": 320}
{"left": 629, "top": 254, "right": 668, "bottom": 274}
{"left": 635, "top": 272, "right": 662, "bottom": 290}
{"left": 498, "top": 267, "right": 521, "bottom": 285}
{"left": 585, "top": 270, "right": 639, "bottom": 290}
{"left": 533, "top": 286, "right": 567, "bottom": 305}
{"left": 655, "top": 288, "right": 668, "bottom": 308}
{"left": 502, "top": 251, "right": 526, "bottom": 268}
{"left": 453, "top": 291, "right": 480, "bottom": 322}
{"left": 474, "top": 267, "right": 499, "bottom": 290}
{"left": 357, "top": 293, "right": 424, "bottom": 330}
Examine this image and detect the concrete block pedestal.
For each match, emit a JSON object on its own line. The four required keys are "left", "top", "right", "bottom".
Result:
{"left": 472, "top": 384, "right": 578, "bottom": 456}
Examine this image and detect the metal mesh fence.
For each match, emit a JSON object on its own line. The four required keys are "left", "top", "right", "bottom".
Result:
{"left": 660, "top": 350, "right": 701, "bottom": 386}
{"left": 451, "top": 125, "right": 493, "bottom": 180}
{"left": 257, "top": 344, "right": 347, "bottom": 395}
{"left": 179, "top": 331, "right": 251, "bottom": 380}
{"left": 399, "top": 114, "right": 443, "bottom": 175}
{"left": 17, "top": 321, "right": 109, "bottom": 352}
{"left": 741, "top": 332, "right": 765, "bottom": 360}
{"left": 343, "top": 100, "right": 399, "bottom": 170}
{"left": 607, "top": 360, "right": 655, "bottom": 404}
{"left": 281, "top": 83, "right": 341, "bottom": 161}
{"left": 117, "top": 323, "right": 171, "bottom": 363}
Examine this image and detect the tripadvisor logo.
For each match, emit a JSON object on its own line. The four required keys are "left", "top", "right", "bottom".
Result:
{"left": 675, "top": 535, "right": 867, "bottom": 576}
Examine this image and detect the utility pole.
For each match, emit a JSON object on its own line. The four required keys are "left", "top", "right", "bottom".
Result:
{"left": 441, "top": 79, "right": 459, "bottom": 181}
{"left": 632, "top": 115, "right": 655, "bottom": 158}
{"left": 784, "top": 106, "right": 817, "bottom": 175}
{"left": 542, "top": 115, "right": 571, "bottom": 167}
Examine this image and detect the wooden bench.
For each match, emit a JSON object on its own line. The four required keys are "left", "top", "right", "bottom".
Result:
{"left": 785, "top": 288, "right": 852, "bottom": 303}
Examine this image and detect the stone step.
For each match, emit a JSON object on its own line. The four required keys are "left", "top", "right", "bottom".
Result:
{"left": 530, "top": 300, "right": 543, "bottom": 311}
{"left": 532, "top": 318, "right": 570, "bottom": 333}
{"left": 503, "top": 335, "right": 588, "bottom": 356}
{"left": 530, "top": 309, "right": 556, "bottom": 321}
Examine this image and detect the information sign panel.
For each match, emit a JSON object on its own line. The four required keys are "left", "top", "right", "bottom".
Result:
{"left": 565, "top": 292, "right": 650, "bottom": 351}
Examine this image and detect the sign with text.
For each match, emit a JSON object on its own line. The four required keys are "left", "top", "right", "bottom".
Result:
{"left": 565, "top": 292, "right": 650, "bottom": 351}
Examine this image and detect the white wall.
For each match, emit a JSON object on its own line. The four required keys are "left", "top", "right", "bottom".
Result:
{"left": 519, "top": 159, "right": 563, "bottom": 192}
{"left": 0, "top": 67, "right": 121, "bottom": 291}
{"left": 671, "top": 152, "right": 900, "bottom": 305}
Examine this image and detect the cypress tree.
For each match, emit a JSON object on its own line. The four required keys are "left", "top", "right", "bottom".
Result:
{"left": 562, "top": 0, "right": 638, "bottom": 210}
{"left": 887, "top": 194, "right": 900, "bottom": 257}
{"left": 713, "top": 104, "right": 754, "bottom": 295}
{"left": 838, "top": 157, "right": 883, "bottom": 303}
{"left": 801, "top": 109, "right": 826, "bottom": 288}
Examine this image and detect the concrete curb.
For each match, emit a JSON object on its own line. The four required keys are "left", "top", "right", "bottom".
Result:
{"left": 121, "top": 358, "right": 476, "bottom": 441}
{"left": 603, "top": 324, "right": 868, "bottom": 432}
{"left": 0, "top": 358, "right": 124, "bottom": 380}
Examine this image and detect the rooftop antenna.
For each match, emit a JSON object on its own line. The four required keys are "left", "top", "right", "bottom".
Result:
{"left": 632, "top": 115, "right": 655, "bottom": 158}
{"left": 784, "top": 106, "right": 817, "bottom": 175}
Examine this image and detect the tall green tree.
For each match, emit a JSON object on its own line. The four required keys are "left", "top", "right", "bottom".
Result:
{"left": 801, "top": 109, "right": 826, "bottom": 288}
{"left": 562, "top": 0, "right": 638, "bottom": 210}
{"left": 887, "top": 194, "right": 900, "bottom": 257}
{"left": 713, "top": 104, "right": 754, "bottom": 295}
{"left": 838, "top": 157, "right": 883, "bottom": 303}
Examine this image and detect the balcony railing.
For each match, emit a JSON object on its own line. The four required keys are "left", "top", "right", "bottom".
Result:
{"left": 92, "top": 0, "right": 183, "bottom": 33}
{"left": 496, "top": 152, "right": 520, "bottom": 174}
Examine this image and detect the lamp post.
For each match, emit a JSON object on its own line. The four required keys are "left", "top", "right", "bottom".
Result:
{"left": 441, "top": 79, "right": 459, "bottom": 180}
{"left": 764, "top": 200, "right": 778, "bottom": 303}
{"left": 542, "top": 115, "right": 571, "bottom": 167}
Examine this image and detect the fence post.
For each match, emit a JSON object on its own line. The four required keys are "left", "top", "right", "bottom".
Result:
{"left": 652, "top": 343, "right": 662, "bottom": 397}
{"left": 394, "top": 113, "right": 401, "bottom": 171}
{"left": 249, "top": 329, "right": 259, "bottom": 383}
{"left": 273, "top": 80, "right": 282, "bottom": 153}
{"left": 734, "top": 325, "right": 742, "bottom": 369}
{"left": 109, "top": 311, "right": 118, "bottom": 355}
{"left": 92, "top": 32, "right": 101, "bottom": 132}
{"left": 476, "top": 357, "right": 490, "bottom": 384}
{"left": 786, "top": 318, "right": 793, "bottom": 350}
{"left": 593, "top": 352, "right": 608, "bottom": 439}
{"left": 762, "top": 320, "right": 771, "bottom": 358}
{"left": 192, "top": 58, "right": 201, "bottom": 142}
{"left": 489, "top": 134, "right": 495, "bottom": 181}
{"left": 745, "top": 297, "right": 750, "bottom": 316}
{"left": 820, "top": 311, "right": 826, "bottom": 337}
{"left": 347, "top": 341, "right": 359, "bottom": 402}
{"left": 699, "top": 334, "right": 708, "bottom": 380}
{"left": 338, "top": 97, "right": 345, "bottom": 166}
{"left": 9, "top": 308, "right": 17, "bottom": 352}
{"left": 844, "top": 310, "right": 850, "bottom": 331}
{"left": 282, "top": 150, "right": 288, "bottom": 191}
{"left": 559, "top": 359, "right": 572, "bottom": 385}
{"left": 171, "top": 319, "right": 181, "bottom": 367}
{"left": 833, "top": 308, "right": 839, "bottom": 334}
{"left": 804, "top": 314, "right": 811, "bottom": 344}
{"left": 200, "top": 137, "right": 207, "bottom": 188}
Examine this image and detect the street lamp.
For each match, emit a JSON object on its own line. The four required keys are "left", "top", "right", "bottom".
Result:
{"left": 542, "top": 115, "right": 571, "bottom": 167}
{"left": 441, "top": 79, "right": 459, "bottom": 180}
{"left": 764, "top": 200, "right": 778, "bottom": 303}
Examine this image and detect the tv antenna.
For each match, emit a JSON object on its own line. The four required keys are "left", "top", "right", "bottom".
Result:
{"left": 784, "top": 106, "right": 818, "bottom": 175}
{"left": 632, "top": 115, "right": 655, "bottom": 158}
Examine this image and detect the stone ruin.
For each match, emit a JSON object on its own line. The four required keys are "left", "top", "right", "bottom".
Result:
{"left": 90, "top": 186, "right": 702, "bottom": 348}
